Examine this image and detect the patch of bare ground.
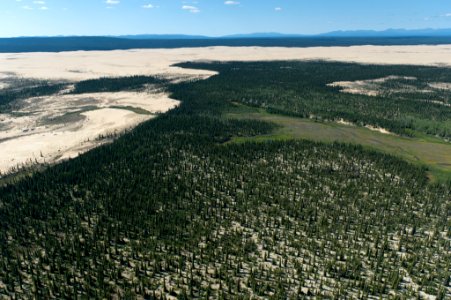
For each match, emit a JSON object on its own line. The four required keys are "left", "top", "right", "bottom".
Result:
{"left": 334, "top": 119, "right": 394, "bottom": 135}
{"left": 1, "top": 45, "right": 451, "bottom": 175}
{"left": 364, "top": 125, "right": 395, "bottom": 135}
{"left": 327, "top": 76, "right": 418, "bottom": 96}
{"left": 428, "top": 82, "right": 451, "bottom": 90}
{"left": 0, "top": 92, "right": 179, "bottom": 175}
{"left": 328, "top": 75, "right": 451, "bottom": 108}
{"left": 1, "top": 45, "right": 451, "bottom": 81}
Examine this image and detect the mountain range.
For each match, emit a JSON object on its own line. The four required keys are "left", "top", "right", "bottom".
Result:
{"left": 1, "top": 28, "right": 451, "bottom": 53}
{"left": 116, "top": 28, "right": 451, "bottom": 39}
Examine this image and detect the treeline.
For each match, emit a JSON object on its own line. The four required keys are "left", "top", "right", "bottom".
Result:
{"left": 0, "top": 63, "right": 449, "bottom": 299}
{"left": 71, "top": 75, "right": 167, "bottom": 94}
{"left": 3, "top": 36, "right": 451, "bottom": 53}
{"left": 0, "top": 75, "right": 166, "bottom": 112}
{"left": 176, "top": 61, "right": 451, "bottom": 139}
{"left": 0, "top": 82, "right": 64, "bottom": 111}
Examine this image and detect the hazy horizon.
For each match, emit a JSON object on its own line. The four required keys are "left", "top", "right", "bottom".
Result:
{"left": 3, "top": 27, "right": 451, "bottom": 39}
{"left": 1, "top": 0, "right": 451, "bottom": 38}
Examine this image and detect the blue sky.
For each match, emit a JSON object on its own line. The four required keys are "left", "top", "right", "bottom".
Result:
{"left": 1, "top": 0, "right": 451, "bottom": 37}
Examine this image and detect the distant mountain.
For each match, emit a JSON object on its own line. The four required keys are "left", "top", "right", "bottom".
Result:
{"left": 222, "top": 28, "right": 451, "bottom": 38}
{"left": 221, "top": 33, "right": 305, "bottom": 39}
{"left": 321, "top": 28, "right": 451, "bottom": 37}
{"left": 118, "top": 33, "right": 306, "bottom": 39}
{"left": 118, "top": 34, "right": 210, "bottom": 40}
{"left": 117, "top": 29, "right": 451, "bottom": 39}
{"left": 1, "top": 29, "right": 451, "bottom": 53}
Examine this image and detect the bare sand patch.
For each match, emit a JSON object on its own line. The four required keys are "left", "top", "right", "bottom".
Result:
{"left": 1, "top": 45, "right": 451, "bottom": 82}
{"left": 1, "top": 45, "right": 451, "bottom": 175}
{"left": 334, "top": 119, "right": 394, "bottom": 135}
{"left": 0, "top": 72, "right": 15, "bottom": 80}
{"left": 328, "top": 80, "right": 380, "bottom": 97}
{"left": 327, "top": 76, "right": 418, "bottom": 96}
{"left": 20, "top": 91, "right": 177, "bottom": 116}
{"left": 0, "top": 108, "right": 151, "bottom": 173}
{"left": 328, "top": 75, "right": 451, "bottom": 108}
{"left": 0, "top": 92, "right": 179, "bottom": 175}
{"left": 336, "top": 119, "right": 355, "bottom": 126}
{"left": 364, "top": 125, "right": 394, "bottom": 135}
{"left": 428, "top": 82, "right": 451, "bottom": 90}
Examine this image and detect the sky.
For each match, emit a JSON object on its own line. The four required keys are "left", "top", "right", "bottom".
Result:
{"left": 0, "top": 0, "right": 451, "bottom": 37}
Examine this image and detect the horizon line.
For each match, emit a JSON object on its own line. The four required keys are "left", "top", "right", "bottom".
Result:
{"left": 2, "top": 27, "right": 451, "bottom": 39}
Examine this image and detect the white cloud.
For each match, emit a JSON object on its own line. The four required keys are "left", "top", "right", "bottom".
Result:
{"left": 22, "top": 5, "right": 33, "bottom": 10}
{"left": 275, "top": 7, "right": 282, "bottom": 12}
{"left": 40, "top": 6, "right": 48, "bottom": 10}
{"left": 224, "top": 1, "right": 239, "bottom": 5}
{"left": 445, "top": 13, "right": 451, "bottom": 17}
{"left": 182, "top": 5, "right": 199, "bottom": 13}
{"left": 105, "top": 0, "right": 119, "bottom": 4}
{"left": 33, "top": 1, "right": 45, "bottom": 4}
{"left": 142, "top": 4, "right": 154, "bottom": 9}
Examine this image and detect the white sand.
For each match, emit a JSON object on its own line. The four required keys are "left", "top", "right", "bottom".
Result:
{"left": 0, "top": 92, "right": 179, "bottom": 175}
{"left": 327, "top": 76, "right": 418, "bottom": 96}
{"left": 0, "top": 108, "right": 152, "bottom": 173}
{"left": 328, "top": 76, "right": 451, "bottom": 109}
{"left": 1, "top": 45, "right": 451, "bottom": 175}
{"left": 1, "top": 45, "right": 451, "bottom": 81}
{"left": 336, "top": 119, "right": 355, "bottom": 126}
{"left": 19, "top": 91, "right": 178, "bottom": 116}
{"left": 364, "top": 125, "right": 394, "bottom": 135}
{"left": 428, "top": 82, "right": 451, "bottom": 90}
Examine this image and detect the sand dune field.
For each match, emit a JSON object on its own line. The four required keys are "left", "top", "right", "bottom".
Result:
{"left": 0, "top": 91, "right": 179, "bottom": 174}
{"left": 1, "top": 45, "right": 451, "bottom": 175}
{"left": 2, "top": 45, "right": 451, "bottom": 81}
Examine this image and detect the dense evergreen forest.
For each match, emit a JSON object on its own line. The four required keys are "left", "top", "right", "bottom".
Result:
{"left": 71, "top": 76, "right": 167, "bottom": 94}
{"left": 2, "top": 36, "right": 451, "bottom": 53}
{"left": 0, "top": 62, "right": 450, "bottom": 299}
{"left": 175, "top": 61, "right": 451, "bottom": 139}
{"left": 0, "top": 80, "right": 65, "bottom": 112}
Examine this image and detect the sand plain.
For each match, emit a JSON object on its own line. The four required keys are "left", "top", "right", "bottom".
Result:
{"left": 0, "top": 92, "right": 179, "bottom": 174}
{"left": 1, "top": 45, "right": 451, "bottom": 81}
{"left": 1, "top": 45, "right": 451, "bottom": 175}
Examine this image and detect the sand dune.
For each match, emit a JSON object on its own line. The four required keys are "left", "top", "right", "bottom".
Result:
{"left": 1, "top": 45, "right": 451, "bottom": 175}
{"left": 0, "top": 92, "right": 179, "bottom": 175}
{"left": 1, "top": 45, "right": 451, "bottom": 82}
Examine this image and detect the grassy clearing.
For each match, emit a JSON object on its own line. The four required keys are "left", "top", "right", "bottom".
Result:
{"left": 39, "top": 105, "right": 98, "bottom": 126}
{"left": 226, "top": 105, "right": 451, "bottom": 183}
